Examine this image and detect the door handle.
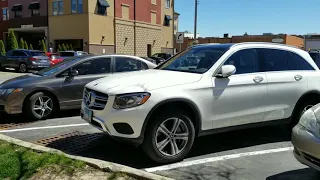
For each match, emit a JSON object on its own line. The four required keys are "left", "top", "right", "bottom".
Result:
{"left": 294, "top": 75, "right": 303, "bottom": 81}
{"left": 253, "top": 76, "right": 264, "bottom": 83}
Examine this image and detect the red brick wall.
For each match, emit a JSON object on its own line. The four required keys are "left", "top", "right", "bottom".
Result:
{"left": 115, "top": 0, "right": 134, "bottom": 20}
{"left": 115, "top": 0, "right": 161, "bottom": 24}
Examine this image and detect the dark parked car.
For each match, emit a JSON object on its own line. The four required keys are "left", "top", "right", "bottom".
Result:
{"left": 0, "top": 54, "right": 156, "bottom": 120}
{"left": 308, "top": 51, "right": 320, "bottom": 67}
{"left": 149, "top": 53, "right": 172, "bottom": 64}
{"left": 0, "top": 49, "right": 50, "bottom": 73}
{"left": 58, "top": 51, "right": 88, "bottom": 60}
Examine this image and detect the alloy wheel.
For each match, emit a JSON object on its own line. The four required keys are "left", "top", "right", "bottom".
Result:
{"left": 155, "top": 117, "right": 189, "bottom": 157}
{"left": 19, "top": 64, "right": 27, "bottom": 72}
{"left": 32, "top": 96, "right": 53, "bottom": 118}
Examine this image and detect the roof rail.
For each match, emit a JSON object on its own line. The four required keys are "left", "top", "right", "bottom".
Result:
{"left": 187, "top": 43, "right": 221, "bottom": 49}
{"left": 231, "top": 42, "right": 298, "bottom": 49}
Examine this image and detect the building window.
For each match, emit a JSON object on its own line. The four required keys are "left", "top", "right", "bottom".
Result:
{"left": 97, "top": 0, "right": 109, "bottom": 15}
{"left": 121, "top": 5, "right": 129, "bottom": 19}
{"left": 164, "top": 15, "right": 172, "bottom": 26}
{"left": 165, "top": 0, "right": 170, "bottom": 8}
{"left": 53, "top": 1, "right": 64, "bottom": 15}
{"left": 174, "top": 15, "right": 178, "bottom": 21}
{"left": 71, "top": 0, "right": 83, "bottom": 14}
{"left": 151, "top": 12, "right": 156, "bottom": 24}
{"left": 2, "top": 8, "right": 8, "bottom": 20}
{"left": 29, "top": 2, "right": 40, "bottom": 16}
{"left": 11, "top": 4, "right": 22, "bottom": 18}
{"left": 174, "top": 25, "right": 176, "bottom": 30}
{"left": 31, "top": 9, "right": 40, "bottom": 16}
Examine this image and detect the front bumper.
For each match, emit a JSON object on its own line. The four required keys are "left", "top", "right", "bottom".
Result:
{"left": 0, "top": 92, "right": 26, "bottom": 114}
{"left": 80, "top": 96, "right": 152, "bottom": 146}
{"left": 292, "top": 124, "right": 320, "bottom": 171}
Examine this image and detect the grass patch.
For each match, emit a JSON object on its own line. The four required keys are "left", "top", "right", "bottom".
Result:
{"left": 0, "top": 140, "right": 85, "bottom": 180}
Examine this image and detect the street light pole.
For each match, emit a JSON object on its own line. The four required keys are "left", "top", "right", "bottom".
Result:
{"left": 194, "top": 0, "right": 198, "bottom": 43}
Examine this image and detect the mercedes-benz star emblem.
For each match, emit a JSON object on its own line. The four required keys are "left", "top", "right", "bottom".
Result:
{"left": 86, "top": 91, "right": 96, "bottom": 108}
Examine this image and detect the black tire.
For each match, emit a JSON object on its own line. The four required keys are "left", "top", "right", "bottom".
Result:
{"left": 24, "top": 92, "right": 56, "bottom": 120}
{"left": 290, "top": 98, "right": 319, "bottom": 129}
{"left": 142, "top": 109, "right": 195, "bottom": 164}
{"left": 17, "top": 63, "right": 28, "bottom": 73}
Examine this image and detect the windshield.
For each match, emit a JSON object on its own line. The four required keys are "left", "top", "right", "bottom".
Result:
{"left": 30, "top": 51, "right": 46, "bottom": 56}
{"left": 59, "top": 52, "right": 75, "bottom": 57}
{"left": 36, "top": 56, "right": 82, "bottom": 76}
{"left": 156, "top": 46, "right": 229, "bottom": 73}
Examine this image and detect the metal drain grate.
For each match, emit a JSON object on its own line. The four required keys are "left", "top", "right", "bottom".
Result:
{"left": 0, "top": 122, "right": 32, "bottom": 130}
{"left": 34, "top": 131, "right": 104, "bottom": 154}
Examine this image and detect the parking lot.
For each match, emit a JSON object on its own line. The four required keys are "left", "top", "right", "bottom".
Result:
{"left": 1, "top": 71, "right": 320, "bottom": 180}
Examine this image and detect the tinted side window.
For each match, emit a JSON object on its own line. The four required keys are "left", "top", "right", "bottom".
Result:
{"left": 259, "top": 49, "right": 298, "bottom": 72}
{"left": 141, "top": 61, "right": 149, "bottom": 69}
{"left": 13, "top": 51, "right": 27, "bottom": 57}
{"left": 290, "top": 52, "right": 315, "bottom": 70}
{"left": 115, "top": 57, "right": 143, "bottom": 72}
{"left": 6, "top": 51, "right": 13, "bottom": 56}
{"left": 224, "top": 49, "right": 259, "bottom": 74}
{"left": 72, "top": 58, "right": 111, "bottom": 75}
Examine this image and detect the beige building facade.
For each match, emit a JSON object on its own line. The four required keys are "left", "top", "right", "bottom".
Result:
{"left": 48, "top": 0, "right": 174, "bottom": 55}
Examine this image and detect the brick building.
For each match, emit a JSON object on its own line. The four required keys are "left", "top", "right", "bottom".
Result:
{"left": 175, "top": 34, "right": 305, "bottom": 52}
{"left": 7, "top": 0, "right": 48, "bottom": 50}
{"left": 48, "top": 0, "right": 174, "bottom": 55}
{"left": 0, "top": 0, "right": 9, "bottom": 41}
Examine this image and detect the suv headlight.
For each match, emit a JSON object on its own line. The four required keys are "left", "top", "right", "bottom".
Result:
{"left": 299, "top": 108, "right": 320, "bottom": 137}
{"left": 0, "top": 88, "right": 23, "bottom": 95}
{"left": 113, "top": 92, "right": 151, "bottom": 109}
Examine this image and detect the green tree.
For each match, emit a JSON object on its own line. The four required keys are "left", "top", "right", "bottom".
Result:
{"left": 19, "top": 37, "right": 25, "bottom": 49}
{"left": 58, "top": 44, "right": 62, "bottom": 51}
{"left": 29, "top": 44, "right": 33, "bottom": 50}
{"left": 24, "top": 41, "right": 29, "bottom": 50}
{"left": 62, "top": 44, "right": 67, "bottom": 51}
{"left": 0, "top": 40, "right": 5, "bottom": 56}
{"left": 41, "top": 39, "right": 47, "bottom": 52}
{"left": 66, "top": 44, "right": 70, "bottom": 50}
{"left": 69, "top": 44, "right": 73, "bottom": 50}
{"left": 7, "top": 29, "right": 18, "bottom": 51}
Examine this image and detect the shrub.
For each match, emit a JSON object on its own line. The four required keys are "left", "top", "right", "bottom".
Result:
{"left": 7, "top": 29, "right": 18, "bottom": 51}
{"left": 0, "top": 40, "right": 5, "bottom": 56}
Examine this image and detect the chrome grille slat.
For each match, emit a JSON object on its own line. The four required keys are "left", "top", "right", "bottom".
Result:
{"left": 83, "top": 88, "right": 108, "bottom": 110}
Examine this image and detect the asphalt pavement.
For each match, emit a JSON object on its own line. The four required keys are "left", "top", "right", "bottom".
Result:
{"left": 1, "top": 71, "right": 320, "bottom": 180}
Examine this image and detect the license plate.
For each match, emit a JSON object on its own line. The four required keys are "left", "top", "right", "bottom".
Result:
{"left": 83, "top": 107, "right": 92, "bottom": 122}
{"left": 40, "top": 60, "right": 47, "bottom": 62}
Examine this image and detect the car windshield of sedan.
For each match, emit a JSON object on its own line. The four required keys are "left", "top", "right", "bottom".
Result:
{"left": 35, "top": 56, "right": 84, "bottom": 76}
{"left": 156, "top": 46, "right": 229, "bottom": 74}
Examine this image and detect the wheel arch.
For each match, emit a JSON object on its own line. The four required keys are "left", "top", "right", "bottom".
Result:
{"left": 22, "top": 88, "right": 60, "bottom": 111}
{"left": 292, "top": 90, "right": 320, "bottom": 116}
{"left": 141, "top": 98, "right": 202, "bottom": 139}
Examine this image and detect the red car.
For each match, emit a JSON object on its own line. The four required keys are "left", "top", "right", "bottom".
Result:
{"left": 47, "top": 53, "right": 63, "bottom": 66}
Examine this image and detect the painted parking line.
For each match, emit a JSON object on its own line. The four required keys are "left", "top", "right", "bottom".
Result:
{"left": 144, "top": 146, "right": 294, "bottom": 172}
{"left": 0, "top": 123, "right": 90, "bottom": 133}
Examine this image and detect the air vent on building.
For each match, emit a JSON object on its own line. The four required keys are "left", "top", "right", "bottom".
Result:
{"left": 223, "top": 33, "right": 229, "bottom": 38}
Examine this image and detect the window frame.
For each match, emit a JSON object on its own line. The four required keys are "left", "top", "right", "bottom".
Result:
{"left": 165, "top": 0, "right": 170, "bottom": 8}
{"left": 71, "top": 0, "right": 82, "bottom": 14}
{"left": 222, "top": 48, "right": 260, "bottom": 75}
{"left": 114, "top": 57, "right": 145, "bottom": 72}
{"left": 2, "top": 7, "right": 8, "bottom": 20}
{"left": 31, "top": 9, "right": 40, "bottom": 16}
{"left": 14, "top": 10, "right": 22, "bottom": 18}
{"left": 53, "top": 0, "right": 64, "bottom": 16}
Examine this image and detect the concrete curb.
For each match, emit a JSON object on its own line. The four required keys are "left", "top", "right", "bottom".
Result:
{"left": 0, "top": 134, "right": 173, "bottom": 180}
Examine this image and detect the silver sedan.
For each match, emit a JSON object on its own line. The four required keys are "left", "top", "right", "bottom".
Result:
{"left": 292, "top": 103, "right": 320, "bottom": 171}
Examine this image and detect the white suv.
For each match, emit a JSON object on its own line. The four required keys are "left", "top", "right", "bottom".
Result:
{"left": 81, "top": 43, "right": 320, "bottom": 163}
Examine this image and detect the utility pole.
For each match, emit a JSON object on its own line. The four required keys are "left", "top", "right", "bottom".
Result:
{"left": 194, "top": 0, "right": 198, "bottom": 44}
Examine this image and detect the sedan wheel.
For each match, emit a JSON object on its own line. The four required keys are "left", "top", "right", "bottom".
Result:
{"left": 32, "top": 96, "right": 53, "bottom": 119}
{"left": 25, "top": 92, "right": 56, "bottom": 120}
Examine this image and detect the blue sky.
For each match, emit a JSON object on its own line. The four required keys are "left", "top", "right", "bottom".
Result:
{"left": 175, "top": 0, "right": 320, "bottom": 37}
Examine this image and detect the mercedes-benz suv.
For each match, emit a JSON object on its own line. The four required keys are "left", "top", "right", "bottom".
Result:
{"left": 81, "top": 42, "right": 320, "bottom": 163}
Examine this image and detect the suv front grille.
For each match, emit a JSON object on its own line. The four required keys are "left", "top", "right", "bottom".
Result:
{"left": 83, "top": 88, "right": 108, "bottom": 110}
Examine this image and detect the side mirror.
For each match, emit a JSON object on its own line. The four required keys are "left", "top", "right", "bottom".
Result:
{"left": 68, "top": 69, "right": 79, "bottom": 77}
{"left": 216, "top": 65, "right": 236, "bottom": 78}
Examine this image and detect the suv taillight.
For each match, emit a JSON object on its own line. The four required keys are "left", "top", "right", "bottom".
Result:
{"left": 29, "top": 57, "right": 38, "bottom": 61}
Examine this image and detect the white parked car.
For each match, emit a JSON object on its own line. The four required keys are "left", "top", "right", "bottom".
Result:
{"left": 81, "top": 42, "right": 320, "bottom": 163}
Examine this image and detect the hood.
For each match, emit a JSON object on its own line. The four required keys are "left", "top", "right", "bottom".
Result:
{"left": 86, "top": 69, "right": 202, "bottom": 95}
{"left": 0, "top": 74, "right": 42, "bottom": 88}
